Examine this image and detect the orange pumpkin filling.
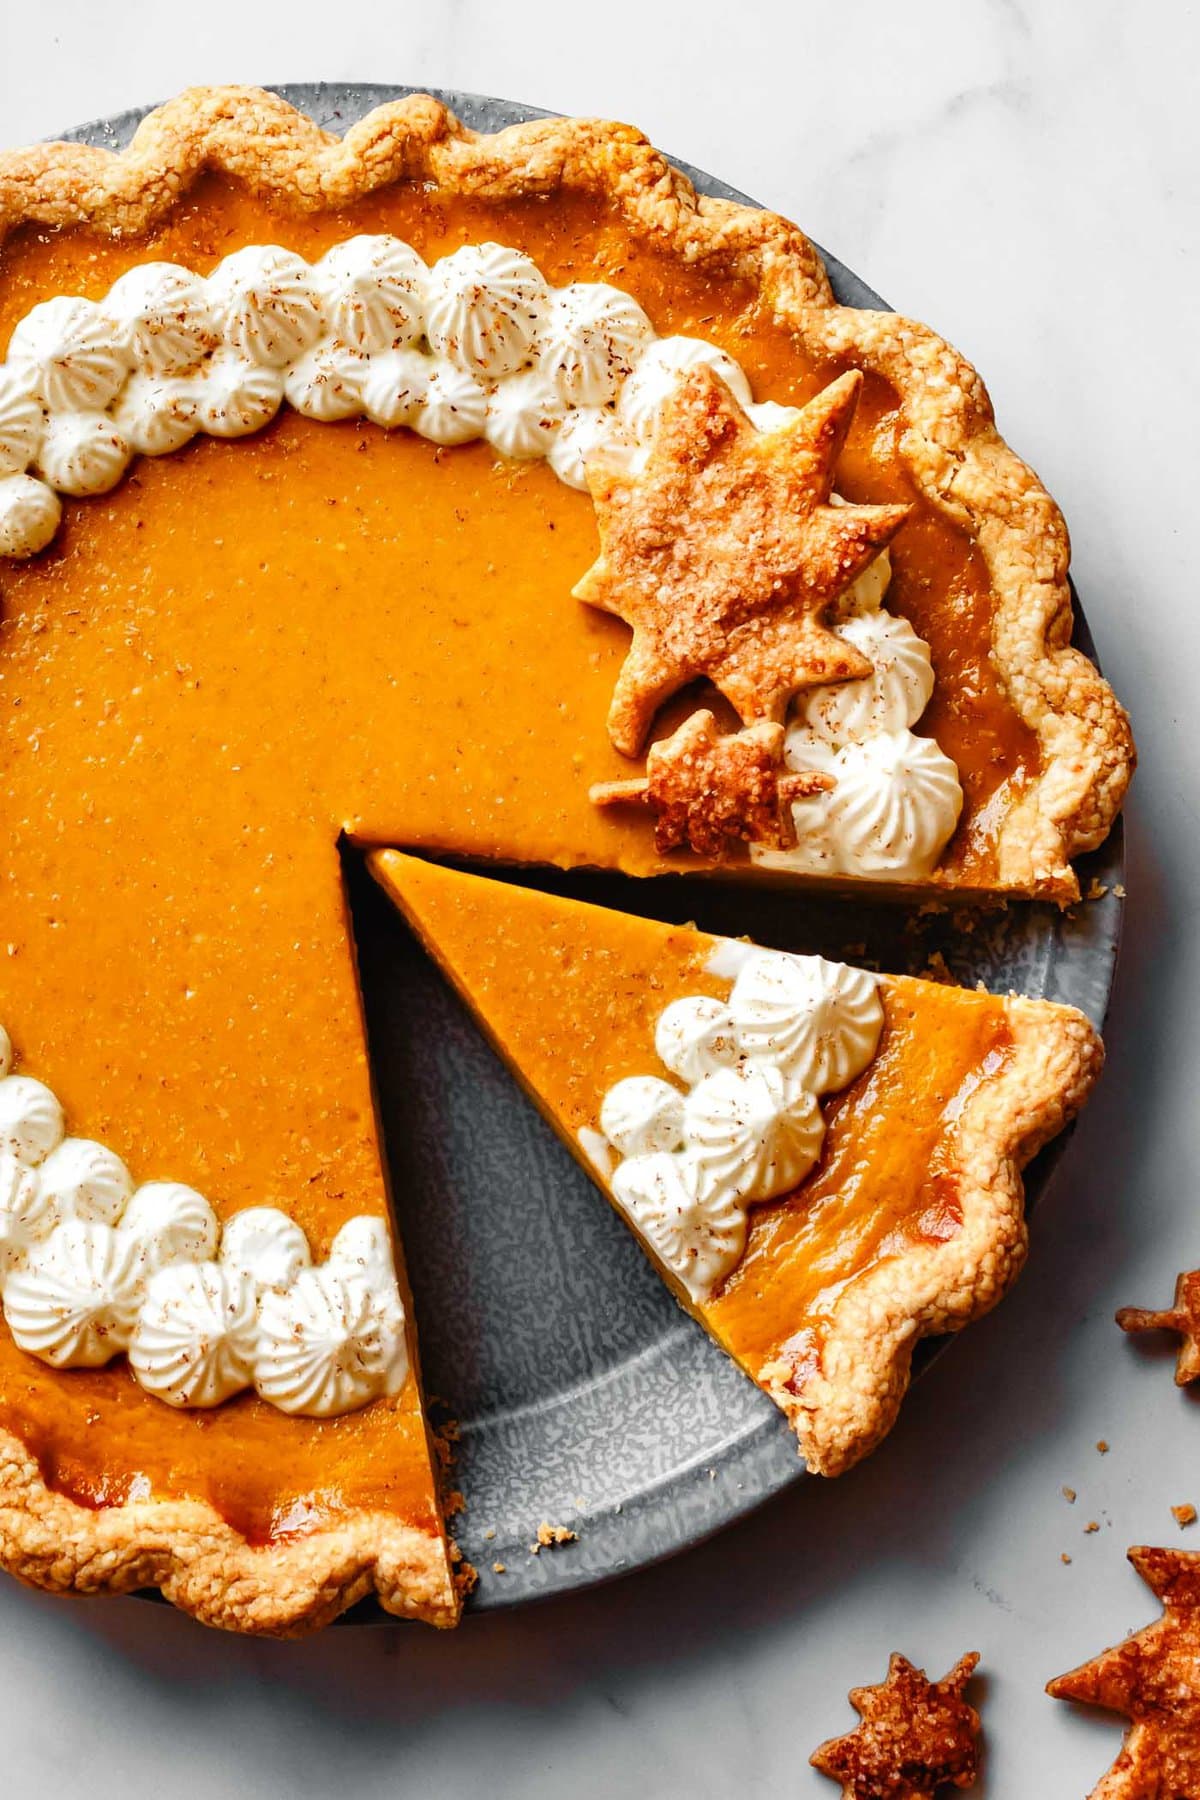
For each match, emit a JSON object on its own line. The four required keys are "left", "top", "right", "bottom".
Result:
{"left": 0, "top": 177, "right": 1039, "bottom": 1532}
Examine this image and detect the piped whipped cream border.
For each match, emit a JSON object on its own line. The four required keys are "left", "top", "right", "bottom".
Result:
{"left": 0, "top": 1023, "right": 408, "bottom": 1417}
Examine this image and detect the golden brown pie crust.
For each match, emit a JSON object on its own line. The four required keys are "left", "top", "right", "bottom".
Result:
{"left": 0, "top": 86, "right": 1124, "bottom": 1630}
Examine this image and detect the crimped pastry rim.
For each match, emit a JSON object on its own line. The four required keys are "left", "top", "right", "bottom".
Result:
{"left": 767, "top": 984, "right": 1104, "bottom": 1475}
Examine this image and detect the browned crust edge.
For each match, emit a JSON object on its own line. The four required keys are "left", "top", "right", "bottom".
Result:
{"left": 768, "top": 986, "right": 1104, "bottom": 1474}
{"left": 0, "top": 1433, "right": 461, "bottom": 1633}
{"left": 0, "top": 84, "right": 1134, "bottom": 903}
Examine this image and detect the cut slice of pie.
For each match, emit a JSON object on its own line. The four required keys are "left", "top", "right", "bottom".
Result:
{"left": 373, "top": 851, "right": 1103, "bottom": 1476}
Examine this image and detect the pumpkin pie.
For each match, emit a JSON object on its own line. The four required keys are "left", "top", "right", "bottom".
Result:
{"left": 0, "top": 86, "right": 1124, "bottom": 1631}
{"left": 374, "top": 851, "right": 1102, "bottom": 1476}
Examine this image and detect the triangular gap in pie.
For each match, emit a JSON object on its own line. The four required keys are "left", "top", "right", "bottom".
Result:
{"left": 371, "top": 851, "right": 1103, "bottom": 1477}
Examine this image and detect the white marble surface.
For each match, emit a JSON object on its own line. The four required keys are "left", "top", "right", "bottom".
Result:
{"left": 0, "top": 3, "right": 1195, "bottom": 1793}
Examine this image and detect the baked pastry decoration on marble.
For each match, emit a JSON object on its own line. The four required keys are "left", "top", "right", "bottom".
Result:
{"left": 0, "top": 84, "right": 1129, "bottom": 1633}
{"left": 1117, "top": 1271, "right": 1200, "bottom": 1385}
{"left": 375, "top": 851, "right": 1102, "bottom": 1477}
{"left": 810, "top": 1651, "right": 982, "bottom": 1798}
{"left": 1048, "top": 1547, "right": 1200, "bottom": 1800}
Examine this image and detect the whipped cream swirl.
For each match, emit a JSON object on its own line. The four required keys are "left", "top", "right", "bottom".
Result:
{"left": 207, "top": 246, "right": 325, "bottom": 369}
{"left": 801, "top": 611, "right": 935, "bottom": 744}
{"left": 0, "top": 1076, "right": 65, "bottom": 1164}
{"left": 37, "top": 413, "right": 131, "bottom": 496}
{"left": 113, "top": 373, "right": 199, "bottom": 456}
{"left": 220, "top": 1205, "right": 312, "bottom": 1292}
{"left": 315, "top": 235, "right": 428, "bottom": 354}
{"left": 106, "top": 263, "right": 218, "bottom": 375}
{"left": 728, "top": 952, "right": 883, "bottom": 1093}
{"left": 129, "top": 1260, "right": 258, "bottom": 1407}
{"left": 284, "top": 339, "right": 368, "bottom": 422}
{"left": 8, "top": 296, "right": 130, "bottom": 411}
{"left": 424, "top": 243, "right": 549, "bottom": 378}
{"left": 611, "top": 1152, "right": 748, "bottom": 1303}
{"left": 540, "top": 283, "right": 654, "bottom": 407}
{"left": 254, "top": 1266, "right": 408, "bottom": 1417}
{"left": 5, "top": 1222, "right": 141, "bottom": 1367}
{"left": 0, "top": 367, "right": 45, "bottom": 474}
{"left": 684, "top": 1064, "right": 825, "bottom": 1204}
{"left": 0, "top": 474, "right": 60, "bottom": 558}
{"left": 600, "top": 1076, "right": 685, "bottom": 1158}
{"left": 617, "top": 336, "right": 752, "bottom": 439}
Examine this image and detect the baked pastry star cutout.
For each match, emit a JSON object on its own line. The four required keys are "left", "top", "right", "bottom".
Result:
{"left": 810, "top": 1651, "right": 982, "bottom": 1798}
{"left": 1117, "top": 1269, "right": 1200, "bottom": 1384}
{"left": 1048, "top": 1546, "right": 1200, "bottom": 1800}
{"left": 574, "top": 364, "right": 911, "bottom": 756}
{"left": 590, "top": 709, "right": 832, "bottom": 856}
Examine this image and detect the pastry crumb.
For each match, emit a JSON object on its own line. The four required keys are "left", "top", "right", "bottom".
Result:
{"left": 1061, "top": 1553, "right": 1072, "bottom": 1565}
{"left": 1086, "top": 879, "right": 1109, "bottom": 901}
{"left": 1062, "top": 1486, "right": 1077, "bottom": 1503}
{"left": 529, "top": 1521, "right": 578, "bottom": 1555}
{"left": 483, "top": 1527, "right": 496, "bottom": 1541}
{"left": 1172, "top": 1503, "right": 1197, "bottom": 1529}
{"left": 1113, "top": 883, "right": 1126, "bottom": 899}
{"left": 1096, "top": 1440, "right": 1110, "bottom": 1454}
{"left": 1084, "top": 1520, "right": 1100, "bottom": 1534}
{"left": 492, "top": 1561, "right": 507, "bottom": 1574}
{"left": 923, "top": 950, "right": 954, "bottom": 984}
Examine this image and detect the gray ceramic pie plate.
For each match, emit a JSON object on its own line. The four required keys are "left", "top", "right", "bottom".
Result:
{"left": 55, "top": 85, "right": 1125, "bottom": 1616}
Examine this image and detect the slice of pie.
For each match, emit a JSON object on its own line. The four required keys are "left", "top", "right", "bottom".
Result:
{"left": 0, "top": 86, "right": 1126, "bottom": 1630}
{"left": 373, "top": 851, "right": 1102, "bottom": 1476}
